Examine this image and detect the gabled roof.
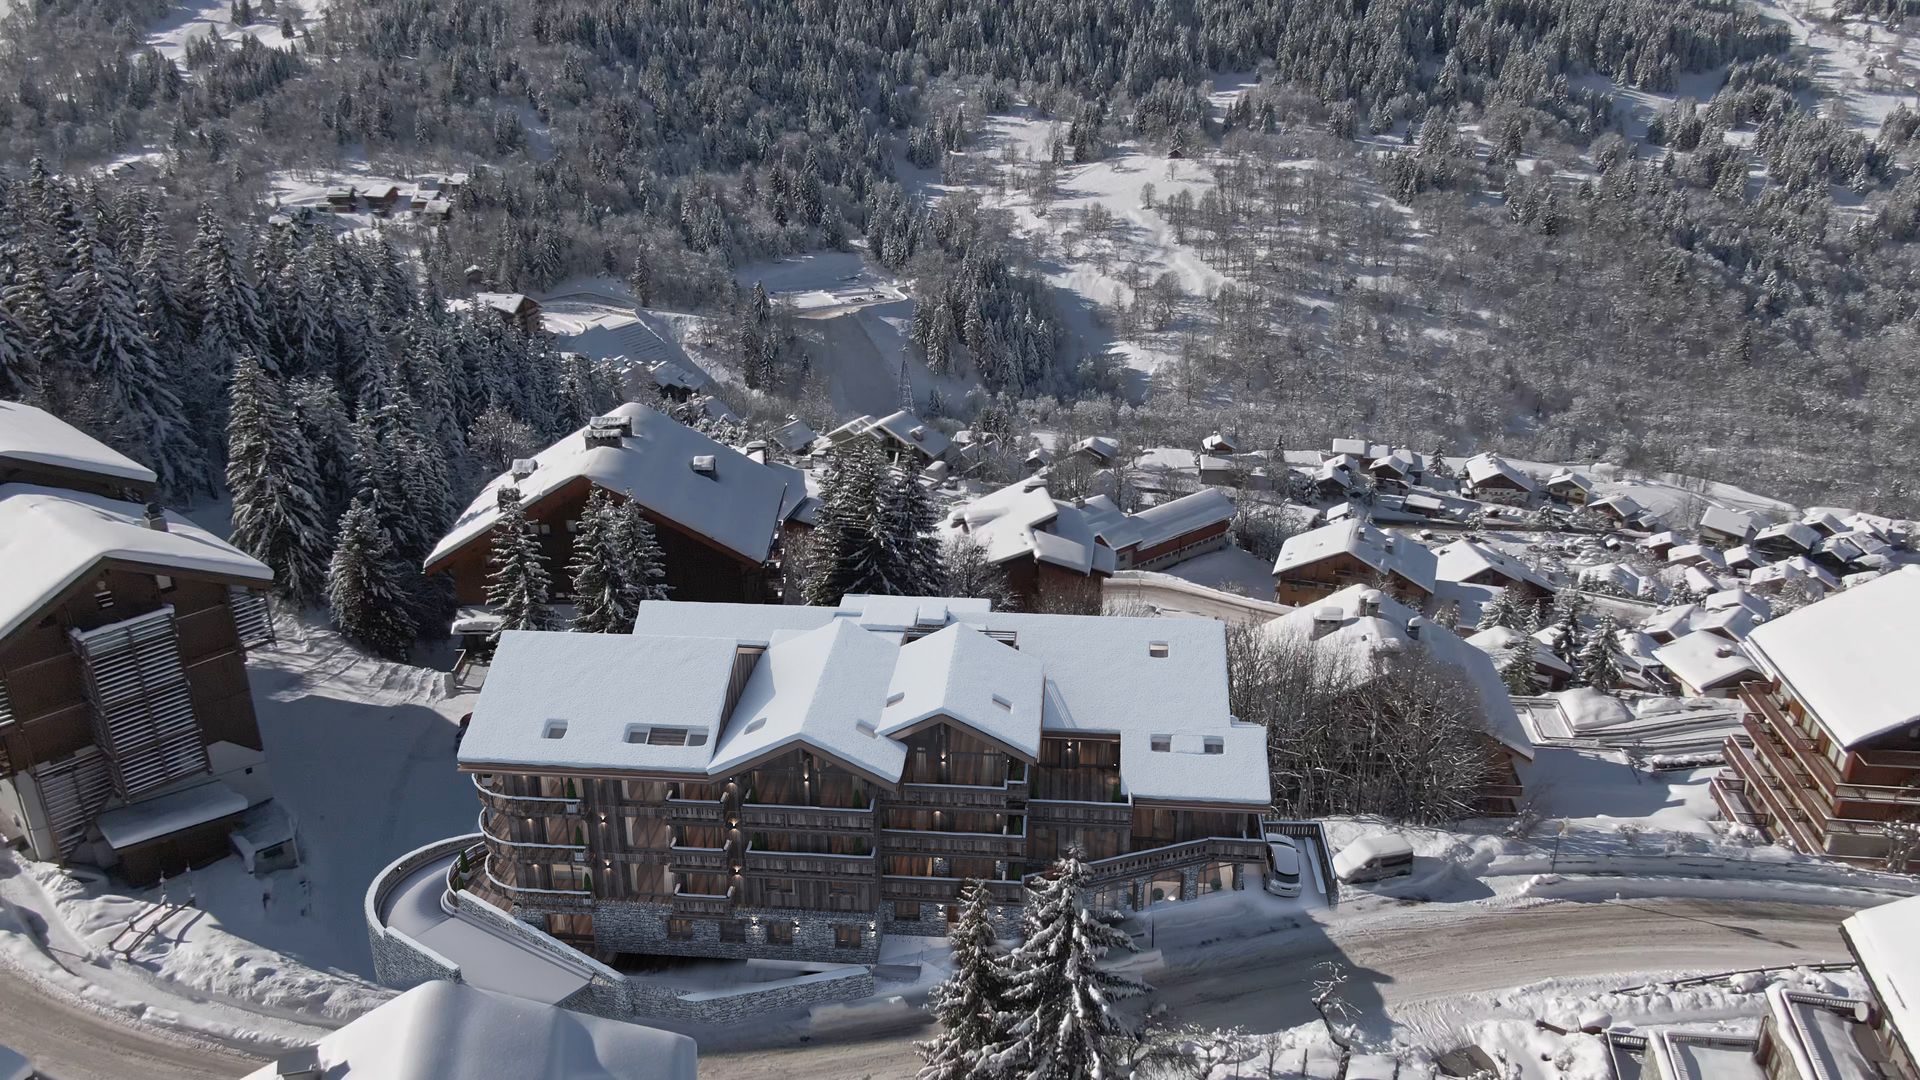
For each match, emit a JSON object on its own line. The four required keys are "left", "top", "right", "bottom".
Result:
{"left": 865, "top": 410, "right": 950, "bottom": 458}
{"left": 1200, "top": 431, "right": 1239, "bottom": 453}
{"left": 943, "top": 478, "right": 1116, "bottom": 575}
{"left": 1743, "top": 567, "right": 1920, "bottom": 749}
{"left": 0, "top": 401, "right": 157, "bottom": 487}
{"left": 1546, "top": 469, "right": 1593, "bottom": 494}
{"left": 1260, "top": 586, "right": 1532, "bottom": 758}
{"left": 426, "top": 403, "right": 790, "bottom": 569}
{"left": 1755, "top": 521, "right": 1820, "bottom": 551}
{"left": 1463, "top": 453, "right": 1536, "bottom": 492}
{"left": 473, "top": 291, "right": 537, "bottom": 315}
{"left": 1369, "top": 448, "right": 1417, "bottom": 476}
{"left": 879, "top": 624, "right": 1044, "bottom": 758}
{"left": 1700, "top": 506, "right": 1756, "bottom": 540}
{"left": 1653, "top": 632, "right": 1760, "bottom": 693}
{"left": 712, "top": 620, "right": 908, "bottom": 783}
{"left": 1273, "top": 521, "right": 1438, "bottom": 593}
{"left": 1072, "top": 436, "right": 1121, "bottom": 462}
{"left": 1433, "top": 539, "right": 1555, "bottom": 593}
{"left": 1592, "top": 493, "right": 1646, "bottom": 517}
{"left": 1669, "top": 543, "right": 1728, "bottom": 569}
{"left": 0, "top": 485, "right": 272, "bottom": 643}
{"left": 1843, "top": 895, "right": 1920, "bottom": 1054}
{"left": 1126, "top": 488, "right": 1236, "bottom": 550}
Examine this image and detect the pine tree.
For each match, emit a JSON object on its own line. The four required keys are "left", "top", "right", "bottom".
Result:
{"left": 569, "top": 489, "right": 640, "bottom": 634}
{"left": 1576, "top": 614, "right": 1625, "bottom": 693}
{"left": 943, "top": 535, "right": 1020, "bottom": 611}
{"left": 874, "top": 464, "right": 946, "bottom": 596}
{"left": 1501, "top": 600, "right": 1543, "bottom": 695}
{"left": 326, "top": 493, "right": 419, "bottom": 660}
{"left": 188, "top": 205, "right": 268, "bottom": 375}
{"left": 486, "top": 485, "right": 554, "bottom": 634}
{"left": 1477, "top": 587, "right": 1517, "bottom": 631}
{"left": 917, "top": 881, "right": 1011, "bottom": 1080}
{"left": 0, "top": 305, "right": 33, "bottom": 399}
{"left": 615, "top": 497, "right": 671, "bottom": 604}
{"left": 990, "top": 852, "right": 1144, "bottom": 1080}
{"left": 804, "top": 440, "right": 888, "bottom": 605}
{"left": 227, "top": 351, "right": 332, "bottom": 602}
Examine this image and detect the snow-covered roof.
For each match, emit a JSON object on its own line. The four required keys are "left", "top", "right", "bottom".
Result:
{"left": 1546, "top": 469, "right": 1593, "bottom": 494}
{"left": 1756, "top": 521, "right": 1820, "bottom": 552}
{"left": 618, "top": 595, "right": 1269, "bottom": 805}
{"left": 1551, "top": 687, "right": 1634, "bottom": 735}
{"left": 1704, "top": 588, "right": 1772, "bottom": 620}
{"left": 1801, "top": 510, "right": 1848, "bottom": 536}
{"left": 0, "top": 485, "right": 273, "bottom": 644}
{"left": 1649, "top": 1031, "right": 1764, "bottom": 1080}
{"left": 865, "top": 410, "right": 950, "bottom": 459}
{"left": 426, "top": 403, "right": 791, "bottom": 569}
{"left": 1262, "top": 586, "right": 1533, "bottom": 760}
{"left": 1273, "top": 521, "right": 1438, "bottom": 593}
{"left": 1643, "top": 604, "right": 1702, "bottom": 639}
{"left": 0, "top": 401, "right": 157, "bottom": 487}
{"left": 1697, "top": 604, "right": 1758, "bottom": 641}
{"left": 1592, "top": 493, "right": 1646, "bottom": 517}
{"left": 473, "top": 290, "right": 536, "bottom": 314}
{"left": 1652, "top": 632, "right": 1759, "bottom": 694}
{"left": 95, "top": 781, "right": 248, "bottom": 849}
{"left": 1126, "top": 489, "right": 1236, "bottom": 550}
{"left": 1725, "top": 544, "right": 1768, "bottom": 570}
{"left": 1329, "top": 438, "right": 1370, "bottom": 458}
{"left": 1200, "top": 431, "right": 1238, "bottom": 453}
{"left": 1072, "top": 436, "right": 1121, "bottom": 462}
{"left": 1743, "top": 567, "right": 1920, "bottom": 749}
{"left": 1844, "top": 896, "right": 1919, "bottom": 1054}
{"left": 712, "top": 620, "right": 907, "bottom": 782}
{"left": 1433, "top": 539, "right": 1555, "bottom": 593}
{"left": 1668, "top": 543, "right": 1728, "bottom": 569}
{"left": 943, "top": 478, "right": 1116, "bottom": 575}
{"left": 1579, "top": 562, "right": 1661, "bottom": 599}
{"left": 768, "top": 418, "right": 818, "bottom": 454}
{"left": 1369, "top": 448, "right": 1416, "bottom": 476}
{"left": 1467, "top": 625, "right": 1573, "bottom": 675}
{"left": 1763, "top": 987, "right": 1881, "bottom": 1080}
{"left": 879, "top": 624, "right": 1045, "bottom": 758}
{"left": 1463, "top": 452, "right": 1536, "bottom": 492}
{"left": 241, "top": 982, "right": 698, "bottom": 1080}
{"left": 459, "top": 631, "right": 740, "bottom": 774}
{"left": 1700, "top": 506, "right": 1757, "bottom": 540}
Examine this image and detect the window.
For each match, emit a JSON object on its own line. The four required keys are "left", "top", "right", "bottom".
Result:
{"left": 154, "top": 574, "right": 175, "bottom": 593}
{"left": 543, "top": 721, "right": 568, "bottom": 740}
{"left": 1202, "top": 737, "right": 1223, "bottom": 755}
{"left": 894, "top": 901, "right": 922, "bottom": 922}
{"left": 666, "top": 918, "right": 695, "bottom": 941}
{"left": 719, "top": 920, "right": 747, "bottom": 943}
{"left": 835, "top": 925, "right": 864, "bottom": 950}
{"left": 1148, "top": 642, "right": 1169, "bottom": 658}
{"left": 767, "top": 921, "right": 795, "bottom": 946}
{"left": 1150, "top": 735, "right": 1171, "bottom": 753}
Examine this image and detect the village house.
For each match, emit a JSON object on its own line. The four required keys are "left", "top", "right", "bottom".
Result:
{"left": 1699, "top": 506, "right": 1758, "bottom": 547}
{"left": 1652, "top": 632, "right": 1760, "bottom": 698}
{"left": 1367, "top": 448, "right": 1422, "bottom": 489}
{"left": 1461, "top": 453, "right": 1536, "bottom": 503}
{"left": 1838, "top": 895, "right": 1918, "bottom": 1080}
{"left": 0, "top": 406, "right": 277, "bottom": 886}
{"left": 445, "top": 595, "right": 1271, "bottom": 968}
{"left": 1272, "top": 521, "right": 1437, "bottom": 608}
{"left": 1466, "top": 625, "right": 1574, "bottom": 692}
{"left": 1713, "top": 567, "right": 1920, "bottom": 869}
{"left": 472, "top": 291, "right": 544, "bottom": 334}
{"left": 1752, "top": 521, "right": 1821, "bottom": 559}
{"left": 1070, "top": 436, "right": 1122, "bottom": 467}
{"left": 768, "top": 417, "right": 819, "bottom": 456}
{"left": 1590, "top": 493, "right": 1650, "bottom": 528}
{"left": 424, "top": 405, "right": 811, "bottom": 608}
{"left": 1433, "top": 539, "right": 1557, "bottom": 604}
{"left": 1545, "top": 469, "right": 1594, "bottom": 505}
{"left": 821, "top": 410, "right": 950, "bottom": 465}
{"left": 1200, "top": 431, "right": 1239, "bottom": 455}
{"left": 1260, "top": 587, "right": 1533, "bottom": 815}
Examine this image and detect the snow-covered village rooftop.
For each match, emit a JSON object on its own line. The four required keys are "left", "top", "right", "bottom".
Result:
{"left": 1743, "top": 566, "right": 1920, "bottom": 749}
{"left": 460, "top": 595, "right": 1270, "bottom": 804}
{"left": 425, "top": 402, "right": 803, "bottom": 569}
{"left": 1273, "top": 519, "right": 1439, "bottom": 591}
{"left": 0, "top": 400, "right": 158, "bottom": 488}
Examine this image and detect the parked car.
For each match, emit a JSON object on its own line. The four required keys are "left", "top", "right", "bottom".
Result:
{"left": 1332, "top": 833, "right": 1414, "bottom": 884}
{"left": 1264, "top": 835, "right": 1302, "bottom": 898}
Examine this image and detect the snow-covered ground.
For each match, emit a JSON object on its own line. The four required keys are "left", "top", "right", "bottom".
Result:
{"left": 145, "top": 0, "right": 308, "bottom": 63}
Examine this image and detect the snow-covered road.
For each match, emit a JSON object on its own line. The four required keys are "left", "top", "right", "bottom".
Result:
{"left": 697, "top": 897, "right": 1860, "bottom": 1079}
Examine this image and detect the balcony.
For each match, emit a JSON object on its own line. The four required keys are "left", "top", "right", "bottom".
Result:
{"left": 743, "top": 847, "right": 875, "bottom": 878}
{"left": 881, "top": 875, "right": 1025, "bottom": 905}
{"left": 665, "top": 843, "right": 731, "bottom": 873}
{"left": 471, "top": 774, "right": 582, "bottom": 818}
{"left": 1079, "top": 837, "right": 1268, "bottom": 887}
{"left": 1027, "top": 800, "right": 1132, "bottom": 827}
{"left": 479, "top": 853, "right": 592, "bottom": 909}
{"left": 892, "top": 781, "right": 1029, "bottom": 809}
{"left": 736, "top": 802, "right": 875, "bottom": 833}
{"left": 880, "top": 828, "right": 1027, "bottom": 859}
{"left": 663, "top": 797, "right": 726, "bottom": 825}
{"left": 671, "top": 884, "right": 735, "bottom": 915}
{"left": 477, "top": 809, "right": 587, "bottom": 856}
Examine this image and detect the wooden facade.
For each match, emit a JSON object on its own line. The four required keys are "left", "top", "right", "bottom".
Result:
{"left": 464, "top": 716, "right": 1265, "bottom": 959}
{"left": 1275, "top": 551, "right": 1430, "bottom": 608}
{"left": 1715, "top": 680, "right": 1920, "bottom": 869}
{"left": 1002, "top": 558, "right": 1107, "bottom": 615}
{"left": 427, "top": 476, "right": 774, "bottom": 606}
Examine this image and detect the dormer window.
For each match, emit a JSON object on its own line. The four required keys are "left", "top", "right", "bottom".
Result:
{"left": 543, "top": 721, "right": 568, "bottom": 740}
{"left": 1150, "top": 735, "right": 1171, "bottom": 752}
{"left": 1202, "top": 737, "right": 1224, "bottom": 755}
{"left": 1148, "top": 642, "right": 1169, "bottom": 658}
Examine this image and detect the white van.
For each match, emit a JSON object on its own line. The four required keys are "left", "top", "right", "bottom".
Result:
{"left": 1332, "top": 833, "right": 1414, "bottom": 884}
{"left": 1264, "top": 835, "right": 1302, "bottom": 898}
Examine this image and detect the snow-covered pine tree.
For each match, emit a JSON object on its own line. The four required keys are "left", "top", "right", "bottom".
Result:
{"left": 804, "top": 440, "right": 888, "bottom": 605}
{"left": 62, "top": 209, "right": 198, "bottom": 495}
{"left": 0, "top": 305, "right": 32, "bottom": 399}
{"left": 569, "top": 489, "right": 639, "bottom": 634}
{"left": 1477, "top": 587, "right": 1516, "bottom": 631}
{"left": 1499, "top": 640, "right": 1539, "bottom": 696}
{"left": 486, "top": 485, "right": 554, "bottom": 634}
{"left": 990, "top": 851, "right": 1145, "bottom": 1080}
{"left": 326, "top": 493, "right": 419, "bottom": 660}
{"left": 227, "top": 350, "right": 333, "bottom": 602}
{"left": 874, "top": 463, "right": 946, "bottom": 596}
{"left": 615, "top": 497, "right": 671, "bottom": 604}
{"left": 188, "top": 205, "right": 268, "bottom": 375}
{"left": 1576, "top": 613, "right": 1625, "bottom": 693}
{"left": 917, "top": 880, "right": 1011, "bottom": 1080}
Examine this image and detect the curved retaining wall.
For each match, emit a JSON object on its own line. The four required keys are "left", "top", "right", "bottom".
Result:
{"left": 367, "top": 833, "right": 875, "bottom": 1022}
{"left": 364, "top": 834, "right": 477, "bottom": 990}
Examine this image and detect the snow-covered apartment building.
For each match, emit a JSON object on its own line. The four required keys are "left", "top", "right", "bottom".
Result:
{"left": 0, "top": 403, "right": 277, "bottom": 885}
{"left": 425, "top": 404, "right": 814, "bottom": 607}
{"left": 444, "top": 595, "right": 1269, "bottom": 966}
{"left": 1714, "top": 567, "right": 1920, "bottom": 869}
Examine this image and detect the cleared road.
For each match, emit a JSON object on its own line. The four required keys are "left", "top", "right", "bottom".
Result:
{"left": 699, "top": 897, "right": 1859, "bottom": 1080}
{"left": 0, "top": 897, "right": 1859, "bottom": 1080}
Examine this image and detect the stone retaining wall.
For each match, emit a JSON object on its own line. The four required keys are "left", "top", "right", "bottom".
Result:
{"left": 364, "top": 834, "right": 476, "bottom": 990}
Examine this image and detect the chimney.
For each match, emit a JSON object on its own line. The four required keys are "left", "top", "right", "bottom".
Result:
{"left": 142, "top": 502, "right": 168, "bottom": 532}
{"left": 510, "top": 458, "right": 537, "bottom": 482}
{"left": 1310, "top": 607, "right": 1343, "bottom": 640}
{"left": 1406, "top": 616, "right": 1424, "bottom": 641}
{"left": 690, "top": 454, "right": 717, "bottom": 477}
{"left": 584, "top": 415, "right": 631, "bottom": 449}
{"left": 1359, "top": 589, "right": 1383, "bottom": 618}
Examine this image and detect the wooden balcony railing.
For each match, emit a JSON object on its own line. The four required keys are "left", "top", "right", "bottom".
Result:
{"left": 477, "top": 809, "right": 586, "bottom": 855}
{"left": 737, "top": 802, "right": 875, "bottom": 832}
{"left": 891, "top": 781, "right": 1029, "bottom": 809}
{"left": 665, "top": 843, "right": 730, "bottom": 872}
{"left": 881, "top": 876, "right": 1025, "bottom": 905}
{"left": 480, "top": 853, "right": 592, "bottom": 908}
{"left": 880, "top": 828, "right": 1027, "bottom": 859}
{"left": 671, "top": 884, "right": 735, "bottom": 915}
{"left": 663, "top": 798, "right": 726, "bottom": 824}
{"left": 471, "top": 774, "right": 583, "bottom": 818}
{"left": 743, "top": 847, "right": 876, "bottom": 877}
{"left": 1027, "top": 799, "right": 1132, "bottom": 826}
